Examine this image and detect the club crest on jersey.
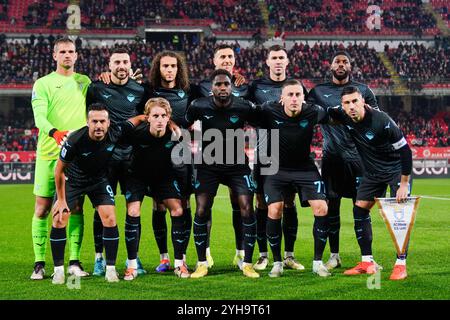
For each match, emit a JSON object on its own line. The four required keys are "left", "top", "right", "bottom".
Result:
{"left": 299, "top": 120, "right": 309, "bottom": 128}
{"left": 127, "top": 94, "right": 135, "bottom": 102}
{"left": 177, "top": 90, "right": 186, "bottom": 98}
{"left": 106, "top": 145, "right": 114, "bottom": 152}
{"left": 231, "top": 91, "right": 240, "bottom": 97}
{"left": 31, "top": 90, "right": 37, "bottom": 101}
{"left": 365, "top": 131, "right": 375, "bottom": 140}
{"left": 230, "top": 115, "right": 240, "bottom": 123}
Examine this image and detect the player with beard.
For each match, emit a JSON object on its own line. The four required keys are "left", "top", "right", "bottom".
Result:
{"left": 50, "top": 103, "right": 147, "bottom": 284}
{"left": 197, "top": 44, "right": 248, "bottom": 269}
{"left": 86, "top": 48, "right": 146, "bottom": 276}
{"left": 248, "top": 45, "right": 306, "bottom": 272}
{"left": 143, "top": 51, "right": 198, "bottom": 273}
{"left": 328, "top": 86, "right": 412, "bottom": 280}
{"left": 186, "top": 69, "right": 260, "bottom": 278}
{"left": 307, "top": 51, "right": 378, "bottom": 270}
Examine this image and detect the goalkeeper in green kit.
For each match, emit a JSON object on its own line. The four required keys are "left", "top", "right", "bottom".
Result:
{"left": 30, "top": 37, "right": 91, "bottom": 280}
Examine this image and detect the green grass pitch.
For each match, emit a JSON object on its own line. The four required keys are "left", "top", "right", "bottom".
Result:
{"left": 0, "top": 179, "right": 449, "bottom": 300}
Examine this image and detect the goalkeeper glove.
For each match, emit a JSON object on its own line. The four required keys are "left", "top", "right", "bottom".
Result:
{"left": 49, "top": 128, "right": 69, "bottom": 146}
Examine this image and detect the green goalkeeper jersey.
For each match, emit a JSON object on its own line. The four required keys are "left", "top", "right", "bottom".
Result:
{"left": 31, "top": 71, "right": 91, "bottom": 160}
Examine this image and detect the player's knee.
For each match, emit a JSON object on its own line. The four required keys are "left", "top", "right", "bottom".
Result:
{"left": 127, "top": 208, "right": 141, "bottom": 217}
{"left": 52, "top": 214, "right": 69, "bottom": 228}
{"left": 102, "top": 214, "right": 116, "bottom": 227}
{"left": 35, "top": 202, "right": 51, "bottom": 218}
{"left": 268, "top": 203, "right": 283, "bottom": 219}
{"left": 170, "top": 206, "right": 183, "bottom": 217}
{"left": 312, "top": 201, "right": 328, "bottom": 217}
{"left": 195, "top": 206, "right": 209, "bottom": 218}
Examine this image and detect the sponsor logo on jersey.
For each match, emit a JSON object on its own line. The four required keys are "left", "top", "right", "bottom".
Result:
{"left": 274, "top": 120, "right": 284, "bottom": 125}
{"left": 102, "top": 93, "right": 112, "bottom": 99}
{"left": 231, "top": 91, "right": 240, "bottom": 97}
{"left": 203, "top": 115, "right": 214, "bottom": 120}
{"left": 106, "top": 145, "right": 114, "bottom": 151}
{"left": 324, "top": 94, "right": 332, "bottom": 98}
{"left": 177, "top": 90, "right": 186, "bottom": 98}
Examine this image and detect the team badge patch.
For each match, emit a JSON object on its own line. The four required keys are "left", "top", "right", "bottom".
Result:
{"left": 299, "top": 120, "right": 309, "bottom": 128}
{"left": 127, "top": 94, "right": 135, "bottom": 102}
{"left": 365, "top": 131, "right": 375, "bottom": 140}
{"left": 230, "top": 115, "right": 239, "bottom": 123}
{"left": 165, "top": 141, "right": 175, "bottom": 148}
{"left": 177, "top": 90, "right": 186, "bottom": 98}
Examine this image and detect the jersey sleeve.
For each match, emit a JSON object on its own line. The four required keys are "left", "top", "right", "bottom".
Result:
{"left": 306, "top": 87, "right": 318, "bottom": 104}
{"left": 314, "top": 104, "right": 329, "bottom": 124}
{"left": 136, "top": 83, "right": 151, "bottom": 114}
{"left": 188, "top": 84, "right": 202, "bottom": 102}
{"left": 85, "top": 83, "right": 96, "bottom": 111}
{"left": 384, "top": 115, "right": 407, "bottom": 150}
{"left": 363, "top": 86, "right": 379, "bottom": 110}
{"left": 59, "top": 136, "right": 77, "bottom": 163}
{"left": 111, "top": 120, "right": 136, "bottom": 143}
{"left": 327, "top": 105, "right": 346, "bottom": 123}
{"left": 245, "top": 100, "right": 262, "bottom": 126}
{"left": 31, "top": 80, "right": 55, "bottom": 135}
{"left": 185, "top": 99, "right": 200, "bottom": 126}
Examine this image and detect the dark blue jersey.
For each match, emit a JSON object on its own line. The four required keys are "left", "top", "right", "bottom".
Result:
{"left": 248, "top": 77, "right": 308, "bottom": 104}
{"left": 185, "top": 96, "right": 258, "bottom": 167}
{"left": 86, "top": 79, "right": 145, "bottom": 160}
{"left": 256, "top": 101, "right": 328, "bottom": 171}
{"left": 145, "top": 84, "right": 200, "bottom": 129}
{"left": 60, "top": 121, "right": 134, "bottom": 187}
{"left": 123, "top": 123, "right": 179, "bottom": 179}
{"left": 328, "top": 105, "right": 407, "bottom": 178}
{"left": 307, "top": 80, "right": 378, "bottom": 161}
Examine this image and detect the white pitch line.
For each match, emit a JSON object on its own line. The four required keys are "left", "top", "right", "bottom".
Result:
{"left": 419, "top": 196, "right": 450, "bottom": 201}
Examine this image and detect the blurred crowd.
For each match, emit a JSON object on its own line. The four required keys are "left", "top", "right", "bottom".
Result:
{"left": 0, "top": 35, "right": 403, "bottom": 85}
{"left": 18, "top": 0, "right": 443, "bottom": 35}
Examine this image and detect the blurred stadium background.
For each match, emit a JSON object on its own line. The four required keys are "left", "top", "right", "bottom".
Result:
{"left": 0, "top": 0, "right": 448, "bottom": 183}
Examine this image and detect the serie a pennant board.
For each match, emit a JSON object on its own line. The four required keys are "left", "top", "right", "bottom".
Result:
{"left": 375, "top": 197, "right": 420, "bottom": 256}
